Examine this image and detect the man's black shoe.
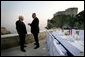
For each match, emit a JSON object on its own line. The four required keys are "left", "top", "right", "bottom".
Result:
{"left": 21, "top": 49, "right": 26, "bottom": 52}
{"left": 34, "top": 46, "right": 40, "bottom": 49}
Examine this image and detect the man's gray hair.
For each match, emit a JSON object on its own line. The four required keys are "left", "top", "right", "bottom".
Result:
{"left": 19, "top": 16, "right": 23, "bottom": 20}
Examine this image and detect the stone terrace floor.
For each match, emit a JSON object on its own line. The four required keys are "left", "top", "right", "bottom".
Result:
{"left": 1, "top": 39, "right": 49, "bottom": 56}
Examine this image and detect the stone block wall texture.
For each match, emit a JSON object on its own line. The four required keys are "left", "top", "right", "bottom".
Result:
{"left": 1, "top": 31, "right": 46, "bottom": 50}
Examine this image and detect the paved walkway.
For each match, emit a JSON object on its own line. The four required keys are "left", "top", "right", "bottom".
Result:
{"left": 1, "top": 40, "right": 49, "bottom": 56}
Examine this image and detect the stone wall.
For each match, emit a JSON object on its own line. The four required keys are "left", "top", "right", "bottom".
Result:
{"left": 1, "top": 31, "right": 46, "bottom": 50}
{"left": 1, "top": 27, "right": 11, "bottom": 35}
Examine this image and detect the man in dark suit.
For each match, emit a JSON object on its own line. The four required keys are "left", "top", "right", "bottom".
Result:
{"left": 16, "top": 16, "right": 27, "bottom": 52}
{"left": 28, "top": 13, "right": 40, "bottom": 49}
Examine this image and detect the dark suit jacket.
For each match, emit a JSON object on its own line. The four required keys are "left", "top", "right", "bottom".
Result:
{"left": 16, "top": 20, "right": 27, "bottom": 35}
{"left": 30, "top": 17, "right": 39, "bottom": 34}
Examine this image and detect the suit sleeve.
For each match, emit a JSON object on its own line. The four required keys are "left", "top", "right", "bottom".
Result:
{"left": 16, "top": 22, "right": 21, "bottom": 34}
{"left": 34, "top": 19, "right": 39, "bottom": 27}
{"left": 16, "top": 21, "right": 27, "bottom": 35}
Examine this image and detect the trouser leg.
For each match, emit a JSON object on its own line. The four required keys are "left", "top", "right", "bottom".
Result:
{"left": 19, "top": 35, "right": 25, "bottom": 50}
{"left": 33, "top": 33, "right": 39, "bottom": 46}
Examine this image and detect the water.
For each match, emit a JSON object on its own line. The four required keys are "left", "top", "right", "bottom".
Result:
{"left": 1, "top": 22, "right": 46, "bottom": 34}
